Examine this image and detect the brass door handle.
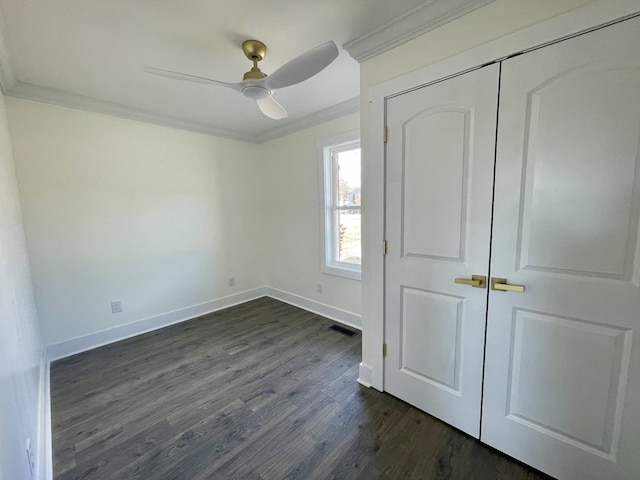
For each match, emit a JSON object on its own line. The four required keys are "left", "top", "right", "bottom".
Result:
{"left": 491, "top": 277, "right": 525, "bottom": 292}
{"left": 454, "top": 275, "right": 486, "bottom": 288}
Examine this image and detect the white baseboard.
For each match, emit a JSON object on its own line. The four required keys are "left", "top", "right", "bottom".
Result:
{"left": 36, "top": 353, "right": 52, "bottom": 480}
{"left": 358, "top": 362, "right": 374, "bottom": 388}
{"left": 46, "top": 287, "right": 269, "bottom": 360}
{"left": 46, "top": 286, "right": 363, "bottom": 362}
{"left": 264, "top": 287, "right": 361, "bottom": 331}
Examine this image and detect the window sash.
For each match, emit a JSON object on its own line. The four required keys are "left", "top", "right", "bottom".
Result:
{"left": 329, "top": 207, "right": 361, "bottom": 268}
{"left": 318, "top": 132, "right": 361, "bottom": 280}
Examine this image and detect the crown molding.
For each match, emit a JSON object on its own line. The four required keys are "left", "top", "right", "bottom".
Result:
{"left": 0, "top": 0, "right": 490, "bottom": 141}
{"left": 0, "top": 1, "right": 360, "bottom": 144}
{"left": 8, "top": 81, "right": 260, "bottom": 143}
{"left": 8, "top": 81, "right": 359, "bottom": 144}
{"left": 343, "top": 0, "right": 495, "bottom": 63}
{"left": 256, "top": 97, "right": 360, "bottom": 143}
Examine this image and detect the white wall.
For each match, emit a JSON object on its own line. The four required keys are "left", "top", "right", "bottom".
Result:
{"left": 359, "top": 0, "right": 597, "bottom": 373}
{"left": 0, "top": 93, "right": 46, "bottom": 479}
{"left": 8, "top": 96, "right": 361, "bottom": 352}
{"left": 8, "top": 98, "right": 267, "bottom": 347}
{"left": 261, "top": 112, "right": 361, "bottom": 324}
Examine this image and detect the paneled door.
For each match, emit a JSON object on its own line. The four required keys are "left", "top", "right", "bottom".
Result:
{"left": 384, "top": 65, "right": 499, "bottom": 437}
{"left": 482, "top": 16, "right": 640, "bottom": 480}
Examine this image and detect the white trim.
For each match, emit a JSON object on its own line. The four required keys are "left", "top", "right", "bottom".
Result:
{"left": 343, "top": 0, "right": 494, "bottom": 63}
{"left": 369, "top": 1, "right": 640, "bottom": 102}
{"left": 315, "top": 129, "right": 362, "bottom": 152}
{"left": 322, "top": 262, "right": 361, "bottom": 281}
{"left": 8, "top": 82, "right": 258, "bottom": 144}
{"left": 7, "top": 83, "right": 359, "bottom": 145}
{"left": 364, "top": 0, "right": 640, "bottom": 392}
{"left": 357, "top": 362, "right": 373, "bottom": 388}
{"left": 265, "top": 287, "right": 361, "bottom": 331}
{"left": 46, "top": 287, "right": 268, "bottom": 360}
{"left": 46, "top": 286, "right": 362, "bottom": 360}
{"left": 257, "top": 97, "right": 360, "bottom": 143}
{"left": 0, "top": 5, "right": 359, "bottom": 143}
{"left": 364, "top": 91, "right": 386, "bottom": 391}
{"left": 37, "top": 355, "right": 52, "bottom": 480}
{"left": 317, "top": 130, "right": 362, "bottom": 280}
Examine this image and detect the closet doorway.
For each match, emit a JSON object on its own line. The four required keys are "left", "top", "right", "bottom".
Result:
{"left": 383, "top": 15, "right": 640, "bottom": 480}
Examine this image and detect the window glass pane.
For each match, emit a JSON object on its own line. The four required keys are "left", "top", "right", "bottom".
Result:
{"left": 338, "top": 209, "right": 361, "bottom": 264}
{"left": 319, "top": 133, "right": 361, "bottom": 279}
{"left": 337, "top": 148, "right": 361, "bottom": 207}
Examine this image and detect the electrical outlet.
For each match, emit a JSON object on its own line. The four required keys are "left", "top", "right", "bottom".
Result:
{"left": 25, "top": 438, "right": 34, "bottom": 477}
{"left": 317, "top": 283, "right": 323, "bottom": 294}
{"left": 228, "top": 277, "right": 235, "bottom": 287}
{"left": 111, "top": 300, "right": 122, "bottom": 314}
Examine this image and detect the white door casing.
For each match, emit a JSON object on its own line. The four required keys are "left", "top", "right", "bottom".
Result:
{"left": 481, "top": 16, "right": 640, "bottom": 480}
{"left": 384, "top": 64, "right": 499, "bottom": 438}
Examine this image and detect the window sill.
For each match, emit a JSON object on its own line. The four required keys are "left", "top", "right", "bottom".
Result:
{"left": 322, "top": 264, "right": 361, "bottom": 281}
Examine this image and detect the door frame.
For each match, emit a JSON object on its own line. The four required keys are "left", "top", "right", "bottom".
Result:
{"left": 362, "top": 0, "right": 640, "bottom": 391}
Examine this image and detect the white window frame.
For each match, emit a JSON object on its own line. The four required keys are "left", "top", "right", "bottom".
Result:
{"left": 317, "top": 130, "right": 361, "bottom": 280}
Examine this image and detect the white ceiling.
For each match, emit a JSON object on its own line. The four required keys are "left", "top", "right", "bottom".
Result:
{"left": 0, "top": 0, "right": 489, "bottom": 142}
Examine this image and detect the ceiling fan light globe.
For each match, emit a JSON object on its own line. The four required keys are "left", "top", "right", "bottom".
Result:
{"left": 242, "top": 85, "right": 271, "bottom": 100}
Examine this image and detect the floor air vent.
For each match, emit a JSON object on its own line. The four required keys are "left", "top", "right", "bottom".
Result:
{"left": 328, "top": 324, "right": 357, "bottom": 337}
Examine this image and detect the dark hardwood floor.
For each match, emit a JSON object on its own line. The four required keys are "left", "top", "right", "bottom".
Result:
{"left": 51, "top": 297, "right": 551, "bottom": 479}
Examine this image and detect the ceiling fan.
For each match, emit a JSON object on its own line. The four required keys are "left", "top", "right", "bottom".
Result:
{"left": 144, "top": 40, "right": 339, "bottom": 120}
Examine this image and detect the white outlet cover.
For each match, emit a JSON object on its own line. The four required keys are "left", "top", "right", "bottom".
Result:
{"left": 111, "top": 300, "right": 123, "bottom": 313}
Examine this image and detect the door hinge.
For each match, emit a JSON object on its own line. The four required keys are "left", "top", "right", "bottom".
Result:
{"left": 383, "top": 126, "right": 388, "bottom": 143}
{"left": 383, "top": 343, "right": 387, "bottom": 357}
{"left": 383, "top": 240, "right": 387, "bottom": 255}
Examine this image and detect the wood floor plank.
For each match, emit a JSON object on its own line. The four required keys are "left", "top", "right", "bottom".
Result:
{"left": 52, "top": 444, "right": 76, "bottom": 477}
{"left": 51, "top": 297, "right": 553, "bottom": 480}
{"left": 119, "top": 399, "right": 258, "bottom": 480}
{"left": 212, "top": 393, "right": 335, "bottom": 480}
{"left": 56, "top": 420, "right": 174, "bottom": 480}
{"left": 185, "top": 395, "right": 301, "bottom": 480}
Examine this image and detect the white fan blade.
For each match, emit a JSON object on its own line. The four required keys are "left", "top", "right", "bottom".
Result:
{"left": 264, "top": 41, "right": 339, "bottom": 90}
{"left": 256, "top": 96, "right": 288, "bottom": 120}
{"left": 144, "top": 67, "right": 241, "bottom": 91}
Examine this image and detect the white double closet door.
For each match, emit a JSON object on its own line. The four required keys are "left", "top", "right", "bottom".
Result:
{"left": 384, "top": 16, "right": 640, "bottom": 480}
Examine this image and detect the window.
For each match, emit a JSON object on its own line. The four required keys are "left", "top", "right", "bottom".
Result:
{"left": 318, "top": 131, "right": 361, "bottom": 280}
